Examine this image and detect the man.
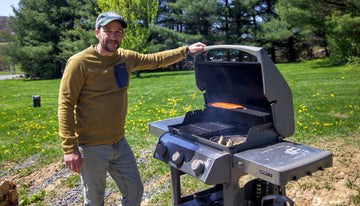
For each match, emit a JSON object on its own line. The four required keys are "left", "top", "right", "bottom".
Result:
{"left": 58, "top": 11, "right": 206, "bottom": 206}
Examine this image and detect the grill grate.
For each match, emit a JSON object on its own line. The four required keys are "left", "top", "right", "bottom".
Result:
{"left": 175, "top": 122, "right": 235, "bottom": 136}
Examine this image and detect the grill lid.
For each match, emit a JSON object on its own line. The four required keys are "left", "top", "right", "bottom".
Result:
{"left": 193, "top": 45, "right": 294, "bottom": 137}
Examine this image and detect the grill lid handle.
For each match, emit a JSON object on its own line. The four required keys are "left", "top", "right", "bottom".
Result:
{"left": 192, "top": 45, "right": 263, "bottom": 58}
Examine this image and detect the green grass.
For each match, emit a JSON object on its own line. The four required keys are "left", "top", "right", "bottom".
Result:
{"left": 0, "top": 59, "right": 359, "bottom": 204}
{"left": 277, "top": 60, "right": 360, "bottom": 144}
{"left": 0, "top": 79, "right": 61, "bottom": 165}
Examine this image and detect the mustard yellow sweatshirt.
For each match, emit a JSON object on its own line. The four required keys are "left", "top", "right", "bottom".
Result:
{"left": 58, "top": 45, "right": 187, "bottom": 153}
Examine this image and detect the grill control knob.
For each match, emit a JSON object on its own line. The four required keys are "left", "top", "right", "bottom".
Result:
{"left": 156, "top": 143, "right": 167, "bottom": 156}
{"left": 191, "top": 159, "right": 205, "bottom": 174}
{"left": 172, "top": 151, "right": 184, "bottom": 165}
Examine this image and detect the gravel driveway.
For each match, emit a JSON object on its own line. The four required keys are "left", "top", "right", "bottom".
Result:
{"left": 0, "top": 74, "right": 24, "bottom": 80}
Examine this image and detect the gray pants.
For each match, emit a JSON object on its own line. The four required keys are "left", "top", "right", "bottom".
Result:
{"left": 78, "top": 138, "right": 143, "bottom": 206}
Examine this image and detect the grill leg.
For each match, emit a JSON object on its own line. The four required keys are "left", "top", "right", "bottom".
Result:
{"left": 170, "top": 166, "right": 182, "bottom": 205}
{"left": 223, "top": 168, "right": 246, "bottom": 206}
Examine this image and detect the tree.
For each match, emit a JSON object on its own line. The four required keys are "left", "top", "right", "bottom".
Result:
{"left": 1, "top": 0, "right": 99, "bottom": 79}
{"left": 275, "top": 0, "right": 329, "bottom": 59}
{"left": 274, "top": 0, "right": 360, "bottom": 63}
{"left": 58, "top": 0, "right": 99, "bottom": 64}
{"left": 147, "top": 25, "right": 202, "bottom": 55}
{"left": 154, "top": 0, "right": 222, "bottom": 44}
{"left": 155, "top": 0, "right": 184, "bottom": 33}
{"left": 325, "top": 1, "right": 360, "bottom": 64}
{"left": 326, "top": 13, "right": 360, "bottom": 64}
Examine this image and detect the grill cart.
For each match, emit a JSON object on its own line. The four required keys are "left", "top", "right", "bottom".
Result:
{"left": 148, "top": 45, "right": 332, "bottom": 206}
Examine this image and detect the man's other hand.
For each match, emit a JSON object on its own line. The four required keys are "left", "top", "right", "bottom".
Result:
{"left": 64, "top": 150, "right": 85, "bottom": 174}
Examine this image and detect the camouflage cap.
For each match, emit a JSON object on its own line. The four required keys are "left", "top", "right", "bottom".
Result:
{"left": 95, "top": 11, "right": 127, "bottom": 29}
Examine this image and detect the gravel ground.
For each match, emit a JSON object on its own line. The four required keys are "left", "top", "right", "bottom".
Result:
{"left": 0, "top": 74, "right": 24, "bottom": 80}
{"left": 1, "top": 154, "right": 159, "bottom": 205}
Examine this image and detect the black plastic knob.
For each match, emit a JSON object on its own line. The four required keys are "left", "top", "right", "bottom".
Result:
{"left": 156, "top": 143, "right": 167, "bottom": 156}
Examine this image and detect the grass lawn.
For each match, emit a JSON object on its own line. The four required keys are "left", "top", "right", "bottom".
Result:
{"left": 0, "top": 59, "right": 359, "bottom": 204}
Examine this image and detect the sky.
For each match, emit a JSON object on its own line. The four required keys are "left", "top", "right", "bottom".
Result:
{"left": 0, "top": 0, "right": 20, "bottom": 16}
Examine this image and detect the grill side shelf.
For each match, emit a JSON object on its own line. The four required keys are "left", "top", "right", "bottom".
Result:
{"left": 233, "top": 141, "right": 333, "bottom": 185}
{"left": 148, "top": 117, "right": 184, "bottom": 137}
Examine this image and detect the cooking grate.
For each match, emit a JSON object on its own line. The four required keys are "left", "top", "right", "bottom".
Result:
{"left": 175, "top": 122, "right": 235, "bottom": 136}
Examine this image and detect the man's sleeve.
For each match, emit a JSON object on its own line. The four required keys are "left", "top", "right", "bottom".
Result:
{"left": 132, "top": 46, "right": 187, "bottom": 70}
{"left": 58, "top": 59, "right": 86, "bottom": 153}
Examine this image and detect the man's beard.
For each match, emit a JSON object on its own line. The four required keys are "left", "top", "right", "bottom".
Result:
{"left": 100, "top": 39, "right": 121, "bottom": 52}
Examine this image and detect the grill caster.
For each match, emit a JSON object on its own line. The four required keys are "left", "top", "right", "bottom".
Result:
{"left": 261, "top": 195, "right": 294, "bottom": 206}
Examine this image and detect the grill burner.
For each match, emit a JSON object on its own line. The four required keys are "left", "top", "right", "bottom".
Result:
{"left": 148, "top": 45, "right": 332, "bottom": 206}
{"left": 172, "top": 121, "right": 248, "bottom": 147}
{"left": 210, "top": 135, "right": 247, "bottom": 147}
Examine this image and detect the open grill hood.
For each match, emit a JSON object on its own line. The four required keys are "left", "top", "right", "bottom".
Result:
{"left": 193, "top": 45, "right": 294, "bottom": 138}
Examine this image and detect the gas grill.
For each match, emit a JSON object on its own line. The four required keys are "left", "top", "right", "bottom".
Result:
{"left": 148, "top": 45, "right": 332, "bottom": 206}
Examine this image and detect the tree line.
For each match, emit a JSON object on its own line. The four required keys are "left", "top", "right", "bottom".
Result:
{"left": 0, "top": 0, "right": 359, "bottom": 79}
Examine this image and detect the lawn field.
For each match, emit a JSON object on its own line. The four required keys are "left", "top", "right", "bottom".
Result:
{"left": 0, "top": 59, "right": 359, "bottom": 205}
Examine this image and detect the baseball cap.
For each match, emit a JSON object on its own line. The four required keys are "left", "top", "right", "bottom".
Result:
{"left": 95, "top": 11, "right": 127, "bottom": 29}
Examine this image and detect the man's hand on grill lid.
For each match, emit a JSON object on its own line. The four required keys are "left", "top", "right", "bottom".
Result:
{"left": 188, "top": 42, "right": 206, "bottom": 53}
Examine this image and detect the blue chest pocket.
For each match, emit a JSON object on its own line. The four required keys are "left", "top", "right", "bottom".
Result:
{"left": 114, "top": 63, "right": 128, "bottom": 88}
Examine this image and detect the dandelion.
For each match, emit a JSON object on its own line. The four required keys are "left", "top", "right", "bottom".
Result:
{"left": 4, "top": 150, "right": 9, "bottom": 154}
{"left": 331, "top": 94, "right": 335, "bottom": 98}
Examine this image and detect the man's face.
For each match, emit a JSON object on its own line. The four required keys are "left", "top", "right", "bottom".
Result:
{"left": 95, "top": 21, "right": 124, "bottom": 55}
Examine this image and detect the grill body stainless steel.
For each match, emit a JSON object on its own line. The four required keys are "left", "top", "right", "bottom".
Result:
{"left": 148, "top": 45, "right": 332, "bottom": 206}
